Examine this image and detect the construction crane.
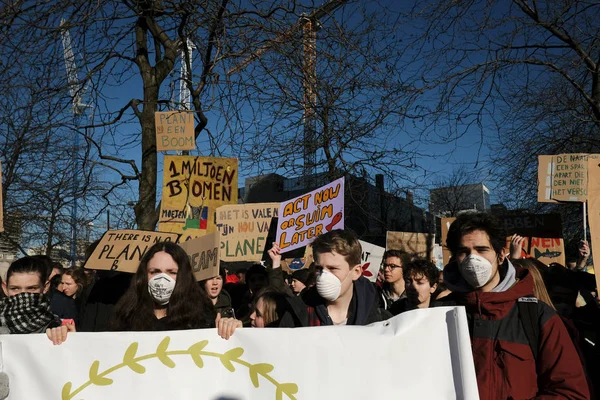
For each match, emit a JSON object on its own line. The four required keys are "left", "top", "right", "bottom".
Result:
{"left": 60, "top": 18, "right": 91, "bottom": 267}
{"left": 227, "top": 0, "right": 347, "bottom": 187}
{"left": 179, "top": 38, "right": 194, "bottom": 111}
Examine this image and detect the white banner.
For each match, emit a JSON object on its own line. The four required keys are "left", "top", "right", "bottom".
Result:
{"left": 359, "top": 240, "right": 385, "bottom": 282}
{"left": 0, "top": 307, "right": 478, "bottom": 400}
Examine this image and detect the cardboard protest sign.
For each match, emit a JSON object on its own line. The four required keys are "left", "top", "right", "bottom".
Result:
{"left": 537, "top": 155, "right": 558, "bottom": 203}
{"left": 528, "top": 237, "right": 566, "bottom": 266}
{"left": 386, "top": 231, "right": 432, "bottom": 258}
{"left": 216, "top": 203, "right": 279, "bottom": 262}
{"left": 179, "top": 232, "right": 220, "bottom": 281}
{"left": 441, "top": 217, "right": 456, "bottom": 265}
{"left": 359, "top": 240, "right": 385, "bottom": 282}
{"left": 158, "top": 156, "right": 238, "bottom": 242}
{"left": 155, "top": 111, "right": 195, "bottom": 151}
{"left": 550, "top": 153, "right": 588, "bottom": 202}
{"left": 281, "top": 245, "right": 314, "bottom": 272}
{"left": 276, "top": 177, "right": 344, "bottom": 252}
{"left": 84, "top": 230, "right": 179, "bottom": 272}
{"left": 586, "top": 155, "right": 600, "bottom": 292}
{"left": 503, "top": 213, "right": 563, "bottom": 238}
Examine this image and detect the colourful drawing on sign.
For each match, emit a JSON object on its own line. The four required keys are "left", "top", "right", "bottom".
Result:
{"left": 275, "top": 178, "right": 345, "bottom": 253}
{"left": 359, "top": 240, "right": 385, "bottom": 283}
{"left": 182, "top": 205, "right": 209, "bottom": 230}
{"left": 361, "top": 263, "right": 372, "bottom": 278}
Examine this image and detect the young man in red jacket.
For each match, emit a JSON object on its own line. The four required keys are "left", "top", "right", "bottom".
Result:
{"left": 443, "top": 212, "right": 589, "bottom": 400}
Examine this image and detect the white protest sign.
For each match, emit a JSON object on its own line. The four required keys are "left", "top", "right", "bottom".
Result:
{"left": 1, "top": 307, "right": 478, "bottom": 399}
{"left": 359, "top": 240, "right": 385, "bottom": 282}
{"left": 276, "top": 178, "right": 344, "bottom": 253}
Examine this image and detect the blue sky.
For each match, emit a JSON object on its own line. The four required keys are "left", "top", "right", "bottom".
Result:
{"left": 72, "top": 0, "right": 502, "bottom": 234}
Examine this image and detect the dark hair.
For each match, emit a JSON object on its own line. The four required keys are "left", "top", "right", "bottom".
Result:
{"left": 7, "top": 256, "right": 49, "bottom": 286}
{"left": 253, "top": 287, "right": 290, "bottom": 327}
{"left": 404, "top": 259, "right": 439, "bottom": 288}
{"left": 382, "top": 249, "right": 412, "bottom": 267}
{"left": 110, "top": 242, "right": 215, "bottom": 331}
{"left": 312, "top": 229, "right": 362, "bottom": 267}
{"left": 62, "top": 268, "right": 88, "bottom": 298}
{"left": 432, "top": 282, "right": 449, "bottom": 301}
{"left": 292, "top": 268, "right": 316, "bottom": 287}
{"left": 31, "top": 255, "right": 54, "bottom": 281}
{"left": 52, "top": 262, "right": 65, "bottom": 274}
{"left": 446, "top": 212, "right": 506, "bottom": 257}
{"left": 49, "top": 273, "right": 62, "bottom": 292}
{"left": 246, "top": 263, "right": 269, "bottom": 296}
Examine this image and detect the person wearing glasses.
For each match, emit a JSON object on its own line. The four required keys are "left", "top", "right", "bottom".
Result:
{"left": 378, "top": 249, "right": 412, "bottom": 311}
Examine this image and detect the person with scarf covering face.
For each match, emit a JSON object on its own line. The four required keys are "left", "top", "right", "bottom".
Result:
{"left": 441, "top": 212, "right": 589, "bottom": 400}
{"left": 1, "top": 257, "right": 75, "bottom": 345}
{"left": 109, "top": 242, "right": 216, "bottom": 331}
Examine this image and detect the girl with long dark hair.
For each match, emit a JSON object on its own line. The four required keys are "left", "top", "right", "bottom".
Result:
{"left": 110, "top": 242, "right": 215, "bottom": 331}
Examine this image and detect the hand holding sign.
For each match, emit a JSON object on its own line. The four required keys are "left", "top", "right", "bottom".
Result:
{"left": 509, "top": 234, "right": 526, "bottom": 259}
{"left": 268, "top": 242, "right": 282, "bottom": 269}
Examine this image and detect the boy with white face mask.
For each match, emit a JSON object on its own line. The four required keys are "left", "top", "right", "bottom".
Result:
{"left": 442, "top": 212, "right": 589, "bottom": 400}
{"left": 298, "top": 230, "right": 390, "bottom": 326}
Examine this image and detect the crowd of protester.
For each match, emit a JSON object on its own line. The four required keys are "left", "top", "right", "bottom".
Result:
{"left": 0, "top": 211, "right": 598, "bottom": 399}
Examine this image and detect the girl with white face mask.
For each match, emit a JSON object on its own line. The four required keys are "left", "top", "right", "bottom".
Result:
{"left": 110, "top": 242, "right": 216, "bottom": 331}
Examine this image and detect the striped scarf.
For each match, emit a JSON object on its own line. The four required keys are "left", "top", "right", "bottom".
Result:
{"left": 0, "top": 292, "right": 61, "bottom": 334}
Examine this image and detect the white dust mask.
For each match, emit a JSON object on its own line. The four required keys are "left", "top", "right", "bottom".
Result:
{"left": 316, "top": 268, "right": 351, "bottom": 302}
{"left": 147, "top": 273, "right": 176, "bottom": 305}
{"left": 459, "top": 254, "right": 493, "bottom": 288}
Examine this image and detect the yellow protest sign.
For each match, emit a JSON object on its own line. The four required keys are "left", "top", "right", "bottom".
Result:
{"left": 179, "top": 232, "right": 220, "bottom": 282}
{"left": 216, "top": 203, "right": 279, "bottom": 262}
{"left": 155, "top": 111, "right": 195, "bottom": 151}
{"left": 84, "top": 230, "right": 179, "bottom": 273}
{"left": 158, "top": 156, "right": 238, "bottom": 242}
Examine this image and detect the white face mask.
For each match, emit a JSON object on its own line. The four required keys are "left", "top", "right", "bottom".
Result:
{"left": 316, "top": 268, "right": 352, "bottom": 302}
{"left": 147, "top": 273, "right": 176, "bottom": 305}
{"left": 459, "top": 254, "right": 493, "bottom": 288}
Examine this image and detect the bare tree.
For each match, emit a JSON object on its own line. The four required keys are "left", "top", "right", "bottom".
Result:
{"left": 1, "top": 0, "right": 438, "bottom": 238}
{"left": 0, "top": 72, "right": 105, "bottom": 258}
{"left": 428, "top": 166, "right": 487, "bottom": 217}
{"left": 390, "top": 0, "right": 600, "bottom": 210}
